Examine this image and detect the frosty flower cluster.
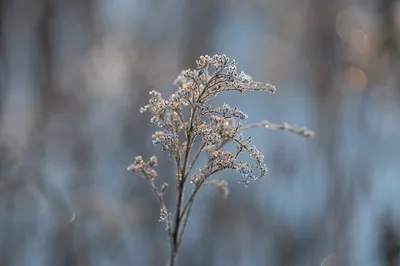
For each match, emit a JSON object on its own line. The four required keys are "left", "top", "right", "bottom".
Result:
{"left": 192, "top": 135, "right": 268, "bottom": 186}
{"left": 127, "top": 155, "right": 158, "bottom": 180}
{"left": 208, "top": 179, "right": 229, "bottom": 200}
{"left": 138, "top": 54, "right": 278, "bottom": 186}
{"left": 152, "top": 131, "right": 179, "bottom": 155}
{"left": 174, "top": 55, "right": 276, "bottom": 106}
{"left": 214, "top": 103, "right": 248, "bottom": 120}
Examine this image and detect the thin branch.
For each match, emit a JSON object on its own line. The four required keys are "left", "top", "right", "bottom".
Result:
{"left": 185, "top": 142, "right": 206, "bottom": 179}
{"left": 240, "top": 120, "right": 314, "bottom": 138}
{"left": 177, "top": 169, "right": 221, "bottom": 246}
{"left": 179, "top": 168, "right": 220, "bottom": 221}
{"left": 174, "top": 110, "right": 187, "bottom": 131}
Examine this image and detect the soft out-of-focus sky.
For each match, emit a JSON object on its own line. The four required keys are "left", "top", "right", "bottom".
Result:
{"left": 1, "top": 0, "right": 400, "bottom": 265}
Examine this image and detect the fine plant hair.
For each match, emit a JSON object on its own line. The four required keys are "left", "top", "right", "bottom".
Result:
{"left": 127, "top": 54, "right": 313, "bottom": 266}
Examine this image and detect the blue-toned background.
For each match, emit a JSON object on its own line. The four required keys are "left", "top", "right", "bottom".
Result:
{"left": 1, "top": 0, "right": 400, "bottom": 265}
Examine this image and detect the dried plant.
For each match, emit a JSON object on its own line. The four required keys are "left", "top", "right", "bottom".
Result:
{"left": 127, "top": 54, "right": 313, "bottom": 266}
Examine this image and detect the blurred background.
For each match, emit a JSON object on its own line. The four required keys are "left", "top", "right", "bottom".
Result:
{"left": 1, "top": 0, "right": 400, "bottom": 265}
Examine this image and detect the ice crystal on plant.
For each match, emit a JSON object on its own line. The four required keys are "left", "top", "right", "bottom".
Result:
{"left": 159, "top": 207, "right": 171, "bottom": 223}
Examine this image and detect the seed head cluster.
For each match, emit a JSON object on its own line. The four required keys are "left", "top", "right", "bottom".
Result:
{"left": 127, "top": 155, "right": 158, "bottom": 180}
{"left": 137, "top": 54, "right": 277, "bottom": 186}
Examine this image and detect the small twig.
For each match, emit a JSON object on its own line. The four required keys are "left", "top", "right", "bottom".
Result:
{"left": 177, "top": 169, "right": 221, "bottom": 246}
{"left": 174, "top": 110, "right": 187, "bottom": 131}
{"left": 144, "top": 177, "right": 171, "bottom": 235}
{"left": 240, "top": 120, "right": 314, "bottom": 138}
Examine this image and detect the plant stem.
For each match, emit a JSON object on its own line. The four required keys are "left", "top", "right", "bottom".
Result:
{"left": 169, "top": 245, "right": 178, "bottom": 266}
{"left": 169, "top": 106, "right": 197, "bottom": 266}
